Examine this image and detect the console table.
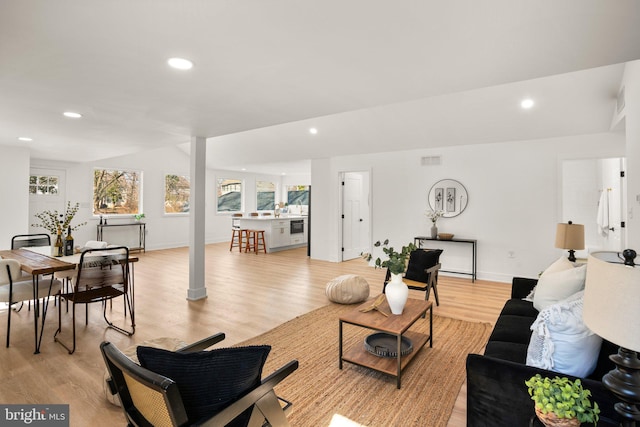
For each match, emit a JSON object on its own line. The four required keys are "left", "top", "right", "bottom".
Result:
{"left": 414, "top": 236, "right": 477, "bottom": 282}
{"left": 97, "top": 223, "right": 146, "bottom": 253}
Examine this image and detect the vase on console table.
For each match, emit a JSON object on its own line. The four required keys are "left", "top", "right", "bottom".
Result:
{"left": 386, "top": 273, "right": 409, "bottom": 315}
{"left": 430, "top": 224, "right": 438, "bottom": 239}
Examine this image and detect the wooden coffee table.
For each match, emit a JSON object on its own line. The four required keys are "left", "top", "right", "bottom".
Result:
{"left": 339, "top": 297, "right": 433, "bottom": 389}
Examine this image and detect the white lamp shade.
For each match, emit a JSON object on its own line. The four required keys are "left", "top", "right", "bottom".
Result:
{"left": 583, "top": 254, "right": 640, "bottom": 353}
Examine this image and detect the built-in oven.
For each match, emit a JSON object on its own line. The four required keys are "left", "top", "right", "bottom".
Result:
{"left": 290, "top": 219, "right": 304, "bottom": 235}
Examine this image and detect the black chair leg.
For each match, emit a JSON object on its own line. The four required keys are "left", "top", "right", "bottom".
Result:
{"left": 6, "top": 300, "right": 11, "bottom": 348}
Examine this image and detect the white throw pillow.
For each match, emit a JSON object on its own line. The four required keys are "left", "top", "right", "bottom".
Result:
{"left": 526, "top": 291, "right": 602, "bottom": 377}
{"left": 522, "top": 256, "right": 576, "bottom": 302}
{"left": 532, "top": 264, "right": 586, "bottom": 311}
{"left": 541, "top": 256, "right": 576, "bottom": 277}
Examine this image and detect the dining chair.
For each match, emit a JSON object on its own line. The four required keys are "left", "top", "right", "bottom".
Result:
{"left": 55, "top": 246, "right": 134, "bottom": 354}
{"left": 11, "top": 234, "right": 51, "bottom": 250}
{"left": 0, "top": 259, "right": 62, "bottom": 347}
{"left": 10, "top": 233, "right": 54, "bottom": 310}
{"left": 54, "top": 240, "right": 110, "bottom": 307}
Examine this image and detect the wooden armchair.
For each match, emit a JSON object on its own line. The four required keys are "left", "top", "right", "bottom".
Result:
{"left": 101, "top": 333, "right": 299, "bottom": 427}
{"left": 384, "top": 248, "right": 442, "bottom": 305}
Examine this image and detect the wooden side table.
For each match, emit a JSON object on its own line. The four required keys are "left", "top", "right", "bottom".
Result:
{"left": 339, "top": 298, "right": 432, "bottom": 389}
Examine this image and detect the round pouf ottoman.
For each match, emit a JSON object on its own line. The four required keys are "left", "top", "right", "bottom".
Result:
{"left": 326, "top": 274, "right": 370, "bottom": 304}
{"left": 104, "top": 337, "right": 187, "bottom": 406}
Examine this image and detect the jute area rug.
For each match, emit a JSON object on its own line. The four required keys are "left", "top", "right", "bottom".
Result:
{"left": 239, "top": 302, "right": 492, "bottom": 427}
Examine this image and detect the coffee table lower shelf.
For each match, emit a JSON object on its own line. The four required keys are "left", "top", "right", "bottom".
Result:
{"left": 341, "top": 330, "right": 430, "bottom": 382}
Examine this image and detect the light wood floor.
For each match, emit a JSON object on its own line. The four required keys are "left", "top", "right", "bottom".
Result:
{"left": 0, "top": 243, "right": 511, "bottom": 426}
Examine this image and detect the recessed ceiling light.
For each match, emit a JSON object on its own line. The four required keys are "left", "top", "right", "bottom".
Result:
{"left": 281, "top": 172, "right": 286, "bottom": 176}
{"left": 18, "top": 137, "right": 33, "bottom": 142}
{"left": 520, "top": 98, "right": 534, "bottom": 109}
{"left": 309, "top": 128, "right": 318, "bottom": 135}
{"left": 63, "top": 111, "right": 82, "bottom": 118}
{"left": 168, "top": 57, "right": 194, "bottom": 70}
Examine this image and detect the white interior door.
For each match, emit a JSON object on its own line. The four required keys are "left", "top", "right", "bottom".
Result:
{"left": 29, "top": 167, "right": 66, "bottom": 235}
{"left": 342, "top": 171, "right": 369, "bottom": 260}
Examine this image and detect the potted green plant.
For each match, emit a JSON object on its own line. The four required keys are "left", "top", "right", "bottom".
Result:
{"left": 362, "top": 239, "right": 416, "bottom": 314}
{"left": 31, "top": 201, "right": 86, "bottom": 256}
{"left": 362, "top": 239, "right": 416, "bottom": 275}
{"left": 525, "top": 374, "right": 600, "bottom": 426}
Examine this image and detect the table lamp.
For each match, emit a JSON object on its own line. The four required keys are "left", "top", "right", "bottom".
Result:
{"left": 555, "top": 221, "right": 585, "bottom": 262}
{"left": 583, "top": 249, "right": 640, "bottom": 427}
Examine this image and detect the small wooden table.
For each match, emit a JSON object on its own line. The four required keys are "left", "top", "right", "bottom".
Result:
{"left": 339, "top": 298, "right": 433, "bottom": 389}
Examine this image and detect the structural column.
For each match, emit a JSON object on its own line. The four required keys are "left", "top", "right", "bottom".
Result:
{"left": 188, "top": 136, "right": 207, "bottom": 300}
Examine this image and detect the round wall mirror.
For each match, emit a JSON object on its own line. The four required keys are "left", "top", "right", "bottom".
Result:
{"left": 428, "top": 179, "right": 468, "bottom": 218}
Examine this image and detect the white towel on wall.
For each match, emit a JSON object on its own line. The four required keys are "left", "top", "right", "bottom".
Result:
{"left": 596, "top": 190, "right": 609, "bottom": 237}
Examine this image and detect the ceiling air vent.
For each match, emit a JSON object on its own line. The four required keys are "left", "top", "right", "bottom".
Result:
{"left": 421, "top": 156, "right": 441, "bottom": 166}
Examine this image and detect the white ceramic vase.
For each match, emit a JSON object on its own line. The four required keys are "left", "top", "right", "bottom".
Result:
{"left": 430, "top": 224, "right": 438, "bottom": 238}
{"left": 386, "top": 273, "right": 409, "bottom": 315}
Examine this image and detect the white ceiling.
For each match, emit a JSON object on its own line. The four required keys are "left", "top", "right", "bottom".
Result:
{"left": 1, "top": 1, "right": 639, "bottom": 175}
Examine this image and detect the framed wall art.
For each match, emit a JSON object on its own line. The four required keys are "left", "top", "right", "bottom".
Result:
{"left": 428, "top": 179, "right": 468, "bottom": 218}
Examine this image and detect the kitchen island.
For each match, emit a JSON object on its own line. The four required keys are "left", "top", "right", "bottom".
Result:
{"left": 237, "top": 215, "right": 307, "bottom": 253}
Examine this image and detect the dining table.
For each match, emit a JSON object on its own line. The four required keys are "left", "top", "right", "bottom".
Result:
{"left": 0, "top": 246, "right": 139, "bottom": 354}
{"left": 0, "top": 248, "right": 75, "bottom": 354}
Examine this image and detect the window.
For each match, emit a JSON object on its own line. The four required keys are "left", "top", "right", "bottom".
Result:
{"left": 29, "top": 175, "right": 59, "bottom": 195}
{"left": 287, "top": 185, "right": 309, "bottom": 206}
{"left": 165, "top": 174, "right": 190, "bottom": 214}
{"left": 217, "top": 178, "right": 242, "bottom": 212}
{"left": 256, "top": 181, "right": 275, "bottom": 211}
{"left": 93, "top": 168, "right": 142, "bottom": 215}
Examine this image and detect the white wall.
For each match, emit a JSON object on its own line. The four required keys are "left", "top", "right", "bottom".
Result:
{"left": 562, "top": 157, "right": 625, "bottom": 253}
{"left": 311, "top": 132, "right": 626, "bottom": 282}
{"left": 621, "top": 60, "right": 640, "bottom": 250}
{"left": 30, "top": 146, "right": 311, "bottom": 251}
{"left": 0, "top": 146, "right": 30, "bottom": 250}
{"left": 32, "top": 146, "right": 193, "bottom": 249}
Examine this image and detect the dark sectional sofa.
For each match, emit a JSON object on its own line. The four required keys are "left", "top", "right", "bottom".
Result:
{"left": 466, "top": 277, "right": 623, "bottom": 427}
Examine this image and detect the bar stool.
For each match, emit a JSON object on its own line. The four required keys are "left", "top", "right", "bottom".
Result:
{"left": 245, "top": 230, "right": 267, "bottom": 254}
{"left": 229, "top": 214, "right": 246, "bottom": 252}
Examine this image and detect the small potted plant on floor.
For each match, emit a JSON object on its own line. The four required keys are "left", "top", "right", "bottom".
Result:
{"left": 525, "top": 374, "right": 600, "bottom": 426}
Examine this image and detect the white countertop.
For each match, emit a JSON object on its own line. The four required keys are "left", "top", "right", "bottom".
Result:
{"left": 238, "top": 215, "right": 306, "bottom": 221}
